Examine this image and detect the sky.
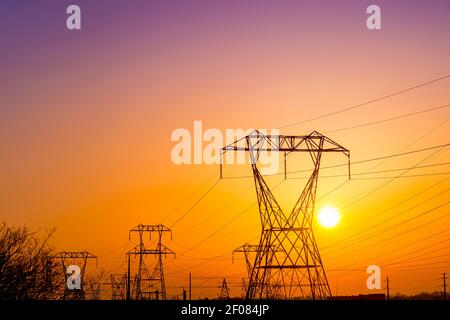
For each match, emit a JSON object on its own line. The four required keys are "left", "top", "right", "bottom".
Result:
{"left": 0, "top": 0, "right": 449, "bottom": 298}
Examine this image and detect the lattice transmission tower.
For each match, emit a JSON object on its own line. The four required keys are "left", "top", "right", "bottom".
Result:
{"left": 218, "top": 279, "right": 230, "bottom": 300}
{"left": 50, "top": 251, "right": 97, "bottom": 300}
{"left": 233, "top": 243, "right": 282, "bottom": 298}
{"left": 109, "top": 273, "right": 127, "bottom": 300}
{"left": 240, "top": 278, "right": 247, "bottom": 299}
{"left": 126, "top": 224, "right": 175, "bottom": 300}
{"left": 222, "top": 131, "right": 350, "bottom": 300}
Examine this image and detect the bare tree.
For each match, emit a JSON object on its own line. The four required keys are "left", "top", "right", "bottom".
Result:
{"left": 0, "top": 223, "right": 63, "bottom": 300}
{"left": 84, "top": 270, "right": 105, "bottom": 300}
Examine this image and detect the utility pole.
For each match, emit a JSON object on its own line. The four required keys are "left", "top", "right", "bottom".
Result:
{"left": 189, "top": 272, "right": 192, "bottom": 300}
{"left": 127, "top": 252, "right": 131, "bottom": 300}
{"left": 442, "top": 273, "right": 447, "bottom": 300}
{"left": 385, "top": 276, "right": 390, "bottom": 300}
{"left": 222, "top": 131, "right": 350, "bottom": 300}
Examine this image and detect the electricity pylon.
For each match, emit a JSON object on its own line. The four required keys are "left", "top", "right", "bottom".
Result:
{"left": 218, "top": 279, "right": 230, "bottom": 300}
{"left": 110, "top": 273, "right": 127, "bottom": 300}
{"left": 241, "top": 278, "right": 247, "bottom": 299}
{"left": 233, "top": 243, "right": 282, "bottom": 299}
{"left": 126, "top": 224, "right": 175, "bottom": 300}
{"left": 50, "top": 251, "right": 97, "bottom": 300}
{"left": 233, "top": 244, "right": 259, "bottom": 278}
{"left": 222, "top": 131, "right": 350, "bottom": 300}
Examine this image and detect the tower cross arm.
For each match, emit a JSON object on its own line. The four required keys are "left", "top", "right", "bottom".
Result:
{"left": 127, "top": 244, "right": 175, "bottom": 257}
{"left": 129, "top": 224, "right": 172, "bottom": 233}
{"left": 223, "top": 130, "right": 349, "bottom": 156}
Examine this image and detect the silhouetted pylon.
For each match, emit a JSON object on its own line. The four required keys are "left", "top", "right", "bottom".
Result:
{"left": 233, "top": 243, "right": 282, "bottom": 299}
{"left": 50, "top": 251, "right": 97, "bottom": 300}
{"left": 127, "top": 224, "right": 175, "bottom": 300}
{"left": 218, "top": 278, "right": 230, "bottom": 300}
{"left": 222, "top": 131, "right": 350, "bottom": 300}
{"left": 110, "top": 273, "right": 127, "bottom": 300}
{"left": 241, "top": 278, "right": 247, "bottom": 299}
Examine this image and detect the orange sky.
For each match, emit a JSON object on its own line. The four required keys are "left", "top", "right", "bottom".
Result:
{"left": 0, "top": 0, "right": 449, "bottom": 298}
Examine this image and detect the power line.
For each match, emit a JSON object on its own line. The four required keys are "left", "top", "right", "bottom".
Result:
{"left": 330, "top": 227, "right": 450, "bottom": 278}
{"left": 325, "top": 201, "right": 450, "bottom": 262}
{"left": 348, "top": 144, "right": 449, "bottom": 166}
{"left": 339, "top": 145, "right": 448, "bottom": 211}
{"left": 161, "top": 173, "right": 217, "bottom": 224}
{"left": 315, "top": 117, "right": 449, "bottom": 220}
{"left": 167, "top": 181, "right": 286, "bottom": 276}
{"left": 385, "top": 260, "right": 450, "bottom": 270}
{"left": 170, "top": 150, "right": 447, "bottom": 289}
{"left": 318, "top": 177, "right": 448, "bottom": 242}
{"left": 322, "top": 187, "right": 449, "bottom": 251}
{"left": 351, "top": 162, "right": 450, "bottom": 174}
{"left": 171, "top": 179, "right": 221, "bottom": 227}
{"left": 222, "top": 143, "right": 450, "bottom": 179}
{"left": 325, "top": 103, "right": 450, "bottom": 134}
{"left": 370, "top": 232, "right": 450, "bottom": 267}
{"left": 175, "top": 183, "right": 254, "bottom": 240}
{"left": 176, "top": 166, "right": 448, "bottom": 243}
{"left": 382, "top": 265, "right": 450, "bottom": 272}
{"left": 364, "top": 258, "right": 450, "bottom": 272}
{"left": 176, "top": 179, "right": 284, "bottom": 258}
{"left": 313, "top": 119, "right": 450, "bottom": 240}
{"left": 288, "top": 172, "right": 450, "bottom": 180}
{"left": 325, "top": 198, "right": 449, "bottom": 255}
{"left": 278, "top": 74, "right": 450, "bottom": 129}
{"left": 178, "top": 203, "right": 255, "bottom": 257}
{"left": 161, "top": 77, "right": 450, "bottom": 293}
{"left": 165, "top": 239, "right": 254, "bottom": 277}
{"left": 171, "top": 146, "right": 447, "bottom": 286}
{"left": 384, "top": 251, "right": 450, "bottom": 267}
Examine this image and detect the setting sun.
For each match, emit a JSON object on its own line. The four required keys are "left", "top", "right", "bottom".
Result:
{"left": 317, "top": 206, "right": 340, "bottom": 228}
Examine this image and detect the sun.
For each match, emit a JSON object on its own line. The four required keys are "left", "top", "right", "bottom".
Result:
{"left": 317, "top": 206, "right": 340, "bottom": 228}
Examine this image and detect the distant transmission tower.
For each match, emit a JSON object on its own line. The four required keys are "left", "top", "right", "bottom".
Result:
{"left": 50, "top": 251, "right": 97, "bottom": 300}
{"left": 85, "top": 274, "right": 102, "bottom": 300}
{"left": 222, "top": 131, "right": 350, "bottom": 300}
{"left": 110, "top": 273, "right": 127, "bottom": 300}
{"left": 126, "top": 224, "right": 175, "bottom": 300}
{"left": 233, "top": 244, "right": 260, "bottom": 279}
{"left": 218, "top": 279, "right": 230, "bottom": 300}
{"left": 240, "top": 278, "right": 247, "bottom": 299}
{"left": 233, "top": 243, "right": 282, "bottom": 298}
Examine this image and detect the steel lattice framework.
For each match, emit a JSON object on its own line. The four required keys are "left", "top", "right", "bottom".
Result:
{"left": 218, "top": 279, "right": 230, "bottom": 300}
{"left": 110, "top": 273, "right": 127, "bottom": 300}
{"left": 222, "top": 130, "right": 350, "bottom": 300}
{"left": 50, "top": 251, "right": 97, "bottom": 300}
{"left": 233, "top": 243, "right": 282, "bottom": 299}
{"left": 126, "top": 224, "right": 175, "bottom": 300}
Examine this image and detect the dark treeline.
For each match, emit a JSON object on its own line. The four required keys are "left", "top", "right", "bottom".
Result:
{"left": 0, "top": 223, "right": 63, "bottom": 300}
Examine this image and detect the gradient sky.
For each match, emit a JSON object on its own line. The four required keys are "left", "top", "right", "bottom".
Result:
{"left": 1, "top": 0, "right": 449, "bottom": 298}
